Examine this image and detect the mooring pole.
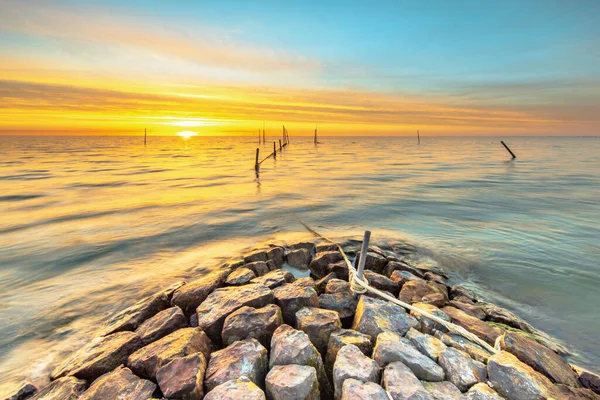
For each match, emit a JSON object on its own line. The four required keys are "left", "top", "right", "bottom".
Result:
{"left": 255, "top": 148, "right": 260, "bottom": 172}
{"left": 279, "top": 139, "right": 282, "bottom": 151}
{"left": 273, "top": 142, "right": 276, "bottom": 159}
{"left": 417, "top": 130, "right": 420, "bottom": 145}
{"left": 354, "top": 230, "right": 371, "bottom": 299}
{"left": 500, "top": 140, "right": 516, "bottom": 159}
{"left": 144, "top": 128, "right": 147, "bottom": 145}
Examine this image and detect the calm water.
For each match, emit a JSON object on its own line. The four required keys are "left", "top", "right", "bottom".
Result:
{"left": 0, "top": 135, "right": 599, "bottom": 392}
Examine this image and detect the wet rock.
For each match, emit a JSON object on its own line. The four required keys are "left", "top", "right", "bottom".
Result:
{"left": 333, "top": 344, "right": 380, "bottom": 400}
{"left": 325, "top": 279, "right": 351, "bottom": 294}
{"left": 155, "top": 353, "right": 206, "bottom": 399}
{"left": 222, "top": 304, "right": 283, "bottom": 348}
{"left": 438, "top": 347, "right": 484, "bottom": 392}
{"left": 287, "top": 248, "right": 313, "bottom": 269}
{"left": 356, "top": 251, "right": 388, "bottom": 274}
{"left": 363, "top": 270, "right": 400, "bottom": 296}
{"left": 251, "top": 269, "right": 295, "bottom": 289}
{"left": 204, "top": 377, "right": 266, "bottom": 400}
{"left": 127, "top": 327, "right": 212, "bottom": 380}
{"left": 226, "top": 268, "right": 256, "bottom": 286}
{"left": 316, "top": 272, "right": 338, "bottom": 294}
{"left": 487, "top": 351, "right": 559, "bottom": 400}
{"left": 296, "top": 307, "right": 342, "bottom": 356}
{"left": 318, "top": 291, "right": 357, "bottom": 328}
{"left": 246, "top": 261, "right": 270, "bottom": 277}
{"left": 399, "top": 280, "right": 447, "bottom": 306}
{"left": 135, "top": 306, "right": 187, "bottom": 345}
{"left": 205, "top": 339, "right": 268, "bottom": 392}
{"left": 448, "top": 300, "right": 485, "bottom": 320}
{"left": 442, "top": 306, "right": 502, "bottom": 345}
{"left": 423, "top": 272, "right": 448, "bottom": 286}
{"left": 464, "top": 383, "right": 504, "bottom": 400}
{"left": 449, "top": 285, "right": 481, "bottom": 303}
{"left": 373, "top": 332, "right": 444, "bottom": 381}
{"left": 29, "top": 377, "right": 86, "bottom": 400}
{"left": 269, "top": 325, "right": 332, "bottom": 398}
{"left": 245, "top": 250, "right": 269, "bottom": 263}
{"left": 351, "top": 296, "right": 411, "bottom": 341}
{"left": 575, "top": 366, "right": 600, "bottom": 394}
{"left": 498, "top": 331, "right": 579, "bottom": 386}
{"left": 434, "top": 332, "right": 491, "bottom": 364}
{"left": 79, "top": 366, "right": 155, "bottom": 400}
{"left": 384, "top": 260, "right": 424, "bottom": 278}
{"left": 325, "top": 329, "right": 373, "bottom": 375}
{"left": 309, "top": 251, "right": 344, "bottom": 279}
{"left": 290, "top": 241, "right": 317, "bottom": 253}
{"left": 389, "top": 241, "right": 418, "bottom": 256}
{"left": 293, "top": 277, "right": 318, "bottom": 289}
{"left": 411, "top": 259, "right": 448, "bottom": 279}
{"left": 479, "top": 302, "right": 535, "bottom": 333}
{"left": 329, "top": 260, "right": 350, "bottom": 281}
{"left": 267, "top": 259, "right": 278, "bottom": 271}
{"left": 51, "top": 331, "right": 142, "bottom": 381}
{"left": 405, "top": 328, "right": 447, "bottom": 362}
{"left": 421, "top": 292, "right": 447, "bottom": 308}
{"left": 389, "top": 270, "right": 425, "bottom": 287}
{"left": 266, "top": 364, "right": 320, "bottom": 400}
{"left": 267, "top": 247, "right": 286, "bottom": 267}
{"left": 555, "top": 384, "right": 600, "bottom": 400}
{"left": 341, "top": 379, "right": 388, "bottom": 400}
{"left": 172, "top": 270, "right": 229, "bottom": 317}
{"left": 422, "top": 381, "right": 462, "bottom": 400}
{"left": 382, "top": 361, "right": 432, "bottom": 400}
{"left": 316, "top": 243, "right": 338, "bottom": 252}
{"left": 410, "top": 303, "right": 451, "bottom": 335}
{"left": 100, "top": 291, "right": 170, "bottom": 336}
{"left": 273, "top": 284, "right": 318, "bottom": 326}
{"left": 196, "top": 284, "right": 273, "bottom": 343}
{"left": 6, "top": 382, "right": 37, "bottom": 400}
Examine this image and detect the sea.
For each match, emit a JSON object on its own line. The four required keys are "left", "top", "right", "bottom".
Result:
{"left": 0, "top": 135, "right": 599, "bottom": 393}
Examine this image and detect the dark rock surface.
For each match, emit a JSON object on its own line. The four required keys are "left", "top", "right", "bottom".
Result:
{"left": 135, "top": 306, "right": 187, "bottom": 345}
{"left": 363, "top": 270, "right": 400, "bottom": 296}
{"left": 286, "top": 248, "right": 313, "bottom": 269}
{"left": 442, "top": 306, "right": 502, "bottom": 345}
{"left": 226, "top": 267, "right": 256, "bottom": 286}
{"left": 266, "top": 364, "right": 320, "bottom": 400}
{"left": 352, "top": 296, "right": 411, "bottom": 341}
{"left": 382, "top": 361, "right": 432, "bottom": 400}
{"left": 245, "top": 261, "right": 270, "bottom": 277}
{"left": 100, "top": 291, "right": 170, "bottom": 336}
{"left": 340, "top": 379, "right": 388, "bottom": 400}
{"left": 245, "top": 250, "right": 268, "bottom": 263}
{"left": 296, "top": 306, "right": 342, "bottom": 356}
{"left": 156, "top": 353, "right": 207, "bottom": 400}
{"left": 438, "top": 347, "right": 484, "bottom": 392}
{"left": 251, "top": 269, "right": 294, "bottom": 289}
{"left": 203, "top": 377, "right": 266, "bottom": 400}
{"left": 6, "top": 382, "right": 37, "bottom": 400}
{"left": 79, "top": 366, "right": 155, "bottom": 400}
{"left": 325, "top": 329, "right": 373, "bottom": 376}
{"left": 273, "top": 284, "right": 319, "bottom": 326}
{"left": 333, "top": 344, "right": 380, "bottom": 400}
{"left": 221, "top": 304, "right": 283, "bottom": 348}
{"left": 172, "top": 270, "right": 229, "bottom": 317}
{"left": 309, "top": 251, "right": 344, "bottom": 279}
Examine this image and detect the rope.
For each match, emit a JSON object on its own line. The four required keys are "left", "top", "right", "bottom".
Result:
{"left": 295, "top": 216, "right": 499, "bottom": 355}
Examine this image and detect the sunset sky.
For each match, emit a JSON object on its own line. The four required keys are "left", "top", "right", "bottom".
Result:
{"left": 1, "top": 0, "right": 599, "bottom": 136}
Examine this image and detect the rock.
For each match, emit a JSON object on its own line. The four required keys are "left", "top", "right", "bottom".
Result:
{"left": 226, "top": 268, "right": 256, "bottom": 286}
{"left": 325, "top": 279, "right": 352, "bottom": 294}
{"left": 448, "top": 300, "right": 486, "bottom": 319}
{"left": 465, "top": 383, "right": 504, "bottom": 400}
{"left": 135, "top": 306, "right": 187, "bottom": 345}
{"left": 316, "top": 243, "right": 338, "bottom": 252}
{"left": 251, "top": 269, "right": 295, "bottom": 289}
{"left": 421, "top": 292, "right": 447, "bottom": 308}
{"left": 155, "top": 353, "right": 206, "bottom": 400}
{"left": 309, "top": 251, "right": 344, "bottom": 279}
{"left": 351, "top": 296, "right": 411, "bottom": 341}
{"left": 204, "top": 377, "right": 266, "bottom": 400}
{"left": 79, "top": 366, "right": 155, "bottom": 400}
{"left": 329, "top": 261, "right": 350, "bottom": 281}
{"left": 127, "top": 327, "right": 212, "bottom": 380}
{"left": 341, "top": 379, "right": 388, "bottom": 400}
{"left": 372, "top": 332, "right": 444, "bottom": 381}
{"left": 245, "top": 250, "right": 268, "bottom": 263}
{"left": 422, "top": 381, "right": 462, "bottom": 400}
{"left": 293, "top": 277, "right": 318, "bottom": 289}
{"left": 221, "top": 304, "right": 283, "bottom": 348}
{"left": 479, "top": 302, "right": 535, "bottom": 333}
{"left": 555, "top": 384, "right": 600, "bottom": 400}
{"left": 487, "top": 351, "right": 560, "bottom": 400}
{"left": 384, "top": 260, "right": 424, "bottom": 278}
{"left": 316, "top": 272, "right": 338, "bottom": 294}
{"left": 287, "top": 248, "right": 313, "bottom": 269}
{"left": 410, "top": 303, "right": 451, "bottom": 335}
{"left": 100, "top": 291, "right": 170, "bottom": 336}
{"left": 399, "top": 280, "right": 447, "bottom": 306}
{"left": 333, "top": 345, "right": 380, "bottom": 400}
{"left": 355, "top": 252, "right": 388, "bottom": 274}
{"left": 266, "top": 365, "right": 320, "bottom": 400}
{"left": 246, "top": 261, "right": 270, "bottom": 277}
{"left": 438, "top": 347, "right": 484, "bottom": 392}
{"left": 434, "top": 332, "right": 492, "bottom": 364}
{"left": 273, "top": 284, "right": 319, "bottom": 326}
{"left": 267, "top": 247, "right": 286, "bottom": 267}
{"left": 6, "top": 382, "right": 37, "bottom": 400}
{"left": 382, "top": 361, "right": 432, "bottom": 400}
{"left": 51, "top": 331, "right": 142, "bottom": 381}
{"left": 405, "top": 328, "right": 447, "bottom": 362}
{"left": 363, "top": 270, "right": 400, "bottom": 296}
{"left": 319, "top": 290, "right": 358, "bottom": 328}
{"left": 449, "top": 285, "right": 481, "bottom": 303}
{"left": 269, "top": 325, "right": 332, "bottom": 398}
{"left": 442, "top": 306, "right": 502, "bottom": 345}
{"left": 575, "top": 366, "right": 600, "bottom": 394}
{"left": 325, "top": 329, "right": 373, "bottom": 376}
{"left": 29, "top": 378, "right": 86, "bottom": 400}
{"left": 196, "top": 284, "right": 274, "bottom": 343}
{"left": 423, "top": 272, "right": 448, "bottom": 286}
{"left": 290, "top": 241, "right": 317, "bottom": 253}
{"left": 296, "top": 307, "right": 342, "bottom": 356}
{"left": 498, "top": 332, "right": 578, "bottom": 386}
{"left": 172, "top": 270, "right": 229, "bottom": 317}
{"left": 389, "top": 270, "right": 425, "bottom": 287}
{"left": 389, "top": 241, "right": 418, "bottom": 256}
{"left": 205, "top": 339, "right": 268, "bottom": 393}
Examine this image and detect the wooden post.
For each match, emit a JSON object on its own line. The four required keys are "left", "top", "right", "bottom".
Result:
{"left": 314, "top": 128, "right": 317, "bottom": 144}
{"left": 263, "top": 129, "right": 266, "bottom": 144}
{"left": 417, "top": 130, "right": 420, "bottom": 145}
{"left": 144, "top": 128, "right": 147, "bottom": 145}
{"left": 273, "top": 142, "right": 276, "bottom": 159}
{"left": 501, "top": 141, "right": 516, "bottom": 159}
{"left": 279, "top": 139, "right": 282, "bottom": 151}
{"left": 354, "top": 230, "right": 371, "bottom": 298}
{"left": 255, "top": 148, "right": 260, "bottom": 172}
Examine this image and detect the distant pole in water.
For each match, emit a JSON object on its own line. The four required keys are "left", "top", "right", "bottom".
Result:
{"left": 314, "top": 124, "right": 318, "bottom": 144}
{"left": 273, "top": 141, "right": 277, "bottom": 159}
{"left": 279, "top": 139, "right": 282, "bottom": 151}
{"left": 500, "top": 140, "right": 516, "bottom": 159}
{"left": 144, "top": 128, "right": 147, "bottom": 145}
{"left": 255, "top": 148, "right": 260, "bottom": 173}
{"left": 263, "top": 129, "right": 266, "bottom": 144}
{"left": 417, "top": 130, "right": 420, "bottom": 145}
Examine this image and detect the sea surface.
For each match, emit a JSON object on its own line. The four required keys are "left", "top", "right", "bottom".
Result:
{"left": 0, "top": 135, "right": 599, "bottom": 393}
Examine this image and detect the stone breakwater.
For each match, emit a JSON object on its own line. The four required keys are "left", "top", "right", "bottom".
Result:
{"left": 6, "top": 240, "right": 600, "bottom": 400}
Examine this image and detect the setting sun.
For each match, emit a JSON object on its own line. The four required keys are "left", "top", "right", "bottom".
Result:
{"left": 176, "top": 130, "right": 198, "bottom": 139}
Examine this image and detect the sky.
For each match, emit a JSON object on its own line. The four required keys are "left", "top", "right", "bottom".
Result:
{"left": 0, "top": 0, "right": 599, "bottom": 136}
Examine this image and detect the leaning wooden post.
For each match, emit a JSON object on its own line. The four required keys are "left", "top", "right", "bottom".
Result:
{"left": 255, "top": 148, "right": 260, "bottom": 173}
{"left": 273, "top": 142, "right": 277, "bottom": 159}
{"left": 144, "top": 128, "right": 147, "bottom": 146}
{"left": 501, "top": 140, "right": 516, "bottom": 159}
{"left": 279, "top": 139, "right": 282, "bottom": 151}
{"left": 354, "top": 230, "right": 371, "bottom": 299}
{"left": 417, "top": 129, "right": 420, "bottom": 145}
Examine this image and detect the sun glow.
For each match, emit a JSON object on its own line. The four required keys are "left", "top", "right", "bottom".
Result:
{"left": 176, "top": 131, "right": 198, "bottom": 139}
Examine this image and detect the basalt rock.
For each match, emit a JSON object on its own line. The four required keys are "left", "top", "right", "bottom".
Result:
{"left": 423, "top": 272, "right": 448, "bottom": 286}
{"left": 399, "top": 280, "right": 447, "bottom": 306}
{"left": 287, "top": 248, "right": 313, "bottom": 269}
{"left": 29, "top": 377, "right": 86, "bottom": 400}
{"left": 442, "top": 306, "right": 502, "bottom": 345}
{"left": 6, "top": 382, "right": 37, "bottom": 400}
{"left": 382, "top": 361, "right": 432, "bottom": 400}
{"left": 479, "top": 302, "right": 535, "bottom": 333}
{"left": 438, "top": 347, "right": 485, "bottom": 392}
{"left": 100, "top": 291, "right": 170, "bottom": 336}
{"left": 363, "top": 270, "right": 400, "bottom": 296}
{"left": 226, "top": 268, "right": 256, "bottom": 286}
{"left": 389, "top": 270, "right": 425, "bottom": 286}
{"left": 325, "top": 329, "right": 373, "bottom": 376}
{"left": 135, "top": 306, "right": 187, "bottom": 345}
{"left": 266, "top": 365, "right": 320, "bottom": 400}
{"left": 356, "top": 252, "right": 388, "bottom": 274}
{"left": 464, "top": 383, "right": 504, "bottom": 400}
{"left": 251, "top": 269, "right": 295, "bottom": 289}
{"left": 172, "top": 270, "right": 229, "bottom": 317}
{"left": 410, "top": 303, "right": 451, "bottom": 335}
{"left": 405, "top": 328, "right": 447, "bottom": 362}
{"left": 328, "top": 261, "right": 350, "bottom": 281}
{"left": 293, "top": 277, "right": 318, "bottom": 289}
{"left": 309, "top": 251, "right": 344, "bottom": 279}
{"left": 318, "top": 290, "right": 358, "bottom": 328}
{"left": 156, "top": 353, "right": 206, "bottom": 400}
{"left": 333, "top": 344, "right": 380, "bottom": 400}
{"left": 340, "top": 379, "right": 388, "bottom": 400}
{"left": 245, "top": 250, "right": 268, "bottom": 263}
{"left": 449, "top": 285, "right": 481, "bottom": 303}
{"left": 127, "top": 327, "right": 212, "bottom": 380}
{"left": 555, "top": 384, "right": 600, "bottom": 400}
{"left": 290, "top": 241, "right": 317, "bottom": 253}
{"left": 204, "top": 377, "right": 266, "bottom": 400}
{"left": 575, "top": 366, "right": 600, "bottom": 394}
{"left": 79, "top": 366, "right": 156, "bottom": 400}
{"left": 204, "top": 339, "right": 268, "bottom": 393}
{"left": 316, "top": 243, "right": 338, "bottom": 253}
{"left": 246, "top": 261, "right": 270, "bottom": 277}
{"left": 351, "top": 296, "right": 411, "bottom": 341}
{"left": 273, "top": 284, "right": 319, "bottom": 326}
{"left": 372, "top": 332, "right": 444, "bottom": 381}
{"left": 296, "top": 307, "right": 342, "bottom": 356}
{"left": 384, "top": 260, "right": 425, "bottom": 279}
{"left": 325, "top": 279, "right": 352, "bottom": 294}
{"left": 196, "top": 284, "right": 273, "bottom": 343}
{"left": 422, "top": 381, "right": 462, "bottom": 400}
{"left": 316, "top": 272, "right": 338, "bottom": 294}
{"left": 51, "top": 331, "right": 142, "bottom": 381}
{"left": 221, "top": 304, "right": 283, "bottom": 348}
{"left": 434, "top": 332, "right": 491, "bottom": 364}
{"left": 448, "top": 300, "right": 486, "bottom": 320}
{"left": 267, "top": 247, "right": 286, "bottom": 268}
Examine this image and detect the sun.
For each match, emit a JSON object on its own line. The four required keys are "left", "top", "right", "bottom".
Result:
{"left": 176, "top": 131, "right": 198, "bottom": 139}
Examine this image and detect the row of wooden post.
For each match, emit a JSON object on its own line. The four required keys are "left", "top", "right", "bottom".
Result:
{"left": 254, "top": 126, "right": 290, "bottom": 173}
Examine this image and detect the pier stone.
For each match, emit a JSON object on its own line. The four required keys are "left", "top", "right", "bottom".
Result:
{"left": 266, "top": 365, "right": 320, "bottom": 400}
